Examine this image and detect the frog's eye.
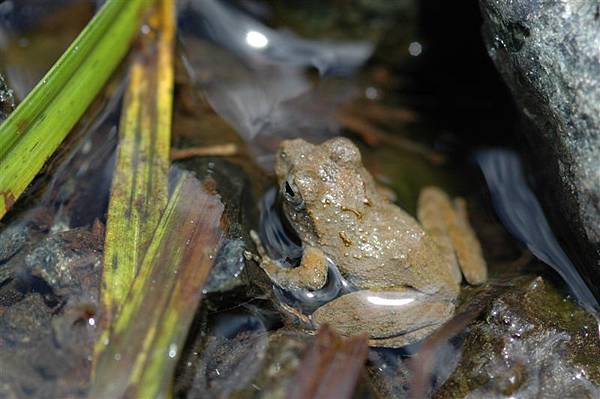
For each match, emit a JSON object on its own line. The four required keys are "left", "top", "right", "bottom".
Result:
{"left": 285, "top": 181, "right": 296, "bottom": 197}
{"left": 283, "top": 179, "right": 304, "bottom": 210}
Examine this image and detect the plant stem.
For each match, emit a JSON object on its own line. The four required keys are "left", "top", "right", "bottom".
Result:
{"left": 0, "top": 0, "right": 155, "bottom": 219}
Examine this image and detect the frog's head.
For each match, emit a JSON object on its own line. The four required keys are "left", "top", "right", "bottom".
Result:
{"left": 274, "top": 137, "right": 370, "bottom": 244}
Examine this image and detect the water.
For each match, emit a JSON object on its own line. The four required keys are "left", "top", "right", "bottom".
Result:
{"left": 1, "top": 1, "right": 599, "bottom": 398}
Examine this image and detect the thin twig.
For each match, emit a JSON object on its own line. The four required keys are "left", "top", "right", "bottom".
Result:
{"left": 170, "top": 143, "right": 238, "bottom": 160}
{"left": 337, "top": 111, "right": 445, "bottom": 164}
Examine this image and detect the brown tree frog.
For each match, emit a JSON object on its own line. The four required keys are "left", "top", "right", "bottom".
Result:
{"left": 246, "top": 137, "right": 487, "bottom": 347}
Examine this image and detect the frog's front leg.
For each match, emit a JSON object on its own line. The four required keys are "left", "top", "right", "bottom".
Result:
{"left": 311, "top": 288, "right": 454, "bottom": 348}
{"left": 245, "top": 230, "right": 328, "bottom": 291}
{"left": 417, "top": 186, "right": 487, "bottom": 285}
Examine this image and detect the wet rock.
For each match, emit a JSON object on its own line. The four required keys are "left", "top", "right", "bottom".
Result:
{"left": 0, "top": 292, "right": 93, "bottom": 398}
{"left": 0, "top": 225, "right": 103, "bottom": 397}
{"left": 479, "top": 0, "right": 600, "bottom": 296}
{"left": 203, "top": 239, "right": 247, "bottom": 294}
{"left": 24, "top": 227, "right": 103, "bottom": 303}
{"left": 0, "top": 224, "right": 29, "bottom": 265}
{"left": 184, "top": 329, "right": 311, "bottom": 399}
{"left": 0, "top": 210, "right": 52, "bottom": 306}
{"left": 0, "top": 209, "right": 51, "bottom": 268}
{"left": 174, "top": 156, "right": 264, "bottom": 296}
{"left": 0, "top": 72, "right": 14, "bottom": 122}
{"left": 436, "top": 276, "right": 600, "bottom": 398}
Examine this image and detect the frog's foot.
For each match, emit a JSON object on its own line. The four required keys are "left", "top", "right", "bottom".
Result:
{"left": 246, "top": 230, "right": 328, "bottom": 291}
{"left": 417, "top": 186, "right": 487, "bottom": 285}
{"left": 311, "top": 288, "right": 454, "bottom": 348}
{"left": 278, "top": 301, "right": 317, "bottom": 330}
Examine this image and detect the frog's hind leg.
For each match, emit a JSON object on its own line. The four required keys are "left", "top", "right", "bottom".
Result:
{"left": 417, "top": 188, "right": 461, "bottom": 284}
{"left": 452, "top": 197, "right": 487, "bottom": 284}
{"left": 417, "top": 186, "right": 487, "bottom": 285}
{"left": 311, "top": 288, "right": 455, "bottom": 348}
{"left": 245, "top": 230, "right": 329, "bottom": 291}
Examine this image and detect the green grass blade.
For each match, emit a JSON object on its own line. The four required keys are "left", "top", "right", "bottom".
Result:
{"left": 0, "top": 0, "right": 155, "bottom": 219}
{"left": 91, "top": 173, "right": 223, "bottom": 398}
{"left": 0, "top": 0, "right": 124, "bottom": 157}
{"left": 98, "top": 0, "right": 175, "bottom": 331}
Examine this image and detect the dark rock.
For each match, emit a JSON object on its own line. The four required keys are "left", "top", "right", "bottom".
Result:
{"left": 436, "top": 276, "right": 600, "bottom": 398}
{"left": 0, "top": 209, "right": 52, "bottom": 306}
{"left": 174, "top": 156, "right": 264, "bottom": 297}
{"left": 203, "top": 239, "right": 247, "bottom": 294}
{"left": 184, "top": 329, "right": 311, "bottom": 399}
{"left": 478, "top": 0, "right": 600, "bottom": 297}
{"left": 24, "top": 227, "right": 103, "bottom": 303}
{"left": 0, "top": 225, "right": 103, "bottom": 397}
{"left": 0, "top": 292, "right": 93, "bottom": 398}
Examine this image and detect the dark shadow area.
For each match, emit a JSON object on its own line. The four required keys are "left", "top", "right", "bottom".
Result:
{"left": 414, "top": 0, "right": 518, "bottom": 150}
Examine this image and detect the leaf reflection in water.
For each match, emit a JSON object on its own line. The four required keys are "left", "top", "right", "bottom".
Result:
{"left": 178, "top": 0, "right": 372, "bottom": 168}
{"left": 180, "top": 0, "right": 373, "bottom": 74}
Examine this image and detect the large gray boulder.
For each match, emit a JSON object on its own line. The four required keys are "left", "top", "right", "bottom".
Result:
{"left": 479, "top": 0, "right": 600, "bottom": 296}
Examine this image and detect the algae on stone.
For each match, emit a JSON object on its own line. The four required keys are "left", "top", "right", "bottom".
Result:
{"left": 437, "top": 276, "right": 600, "bottom": 398}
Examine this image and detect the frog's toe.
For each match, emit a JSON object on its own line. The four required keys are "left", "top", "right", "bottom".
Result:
{"left": 311, "top": 289, "right": 454, "bottom": 346}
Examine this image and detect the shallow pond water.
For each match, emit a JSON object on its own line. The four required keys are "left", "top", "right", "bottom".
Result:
{"left": 1, "top": 1, "right": 599, "bottom": 398}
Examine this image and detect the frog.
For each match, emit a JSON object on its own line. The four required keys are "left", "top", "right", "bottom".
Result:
{"left": 246, "top": 137, "right": 487, "bottom": 347}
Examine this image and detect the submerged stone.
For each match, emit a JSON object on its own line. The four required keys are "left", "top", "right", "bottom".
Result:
{"left": 0, "top": 224, "right": 103, "bottom": 397}
{"left": 203, "top": 239, "right": 247, "bottom": 294}
{"left": 437, "top": 276, "right": 600, "bottom": 398}
{"left": 181, "top": 328, "right": 311, "bottom": 399}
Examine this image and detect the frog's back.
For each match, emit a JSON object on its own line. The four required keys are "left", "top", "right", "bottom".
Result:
{"left": 325, "top": 201, "right": 459, "bottom": 297}
{"left": 276, "top": 137, "right": 458, "bottom": 297}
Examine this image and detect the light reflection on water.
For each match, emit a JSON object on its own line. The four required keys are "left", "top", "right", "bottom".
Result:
{"left": 245, "top": 30, "right": 268, "bottom": 49}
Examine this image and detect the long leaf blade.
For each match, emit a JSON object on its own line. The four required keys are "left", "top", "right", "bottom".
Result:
{"left": 91, "top": 173, "right": 223, "bottom": 398}
{"left": 0, "top": 0, "right": 155, "bottom": 218}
